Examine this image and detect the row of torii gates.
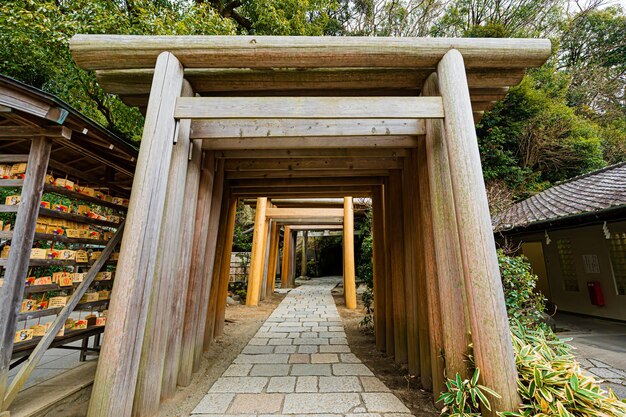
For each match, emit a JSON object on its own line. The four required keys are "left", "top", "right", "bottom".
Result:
{"left": 28, "top": 35, "right": 551, "bottom": 417}
{"left": 244, "top": 198, "right": 358, "bottom": 308}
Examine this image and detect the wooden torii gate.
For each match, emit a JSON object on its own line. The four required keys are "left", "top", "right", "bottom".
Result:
{"left": 68, "top": 35, "right": 552, "bottom": 417}
{"left": 245, "top": 201, "right": 356, "bottom": 308}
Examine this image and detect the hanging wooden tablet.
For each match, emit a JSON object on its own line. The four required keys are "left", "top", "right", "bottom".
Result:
{"left": 14, "top": 329, "right": 34, "bottom": 343}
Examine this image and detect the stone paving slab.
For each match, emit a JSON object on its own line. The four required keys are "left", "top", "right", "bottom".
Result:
{"left": 191, "top": 277, "right": 415, "bottom": 416}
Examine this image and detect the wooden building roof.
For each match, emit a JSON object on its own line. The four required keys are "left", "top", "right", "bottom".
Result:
{"left": 494, "top": 162, "right": 626, "bottom": 233}
{"left": 70, "top": 35, "right": 552, "bottom": 120}
{"left": 0, "top": 74, "right": 138, "bottom": 196}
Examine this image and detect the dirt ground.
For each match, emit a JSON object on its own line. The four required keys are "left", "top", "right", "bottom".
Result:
{"left": 157, "top": 293, "right": 285, "bottom": 417}
{"left": 333, "top": 292, "right": 439, "bottom": 417}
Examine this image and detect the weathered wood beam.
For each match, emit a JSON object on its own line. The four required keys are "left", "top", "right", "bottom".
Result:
{"left": 438, "top": 49, "right": 519, "bottom": 415}
{"left": 175, "top": 97, "right": 443, "bottom": 119}
{"left": 225, "top": 169, "right": 391, "bottom": 180}
{"left": 0, "top": 126, "right": 72, "bottom": 139}
{"left": 178, "top": 153, "right": 215, "bottom": 387}
{"left": 216, "top": 148, "right": 408, "bottom": 159}
{"left": 229, "top": 177, "right": 383, "bottom": 188}
{"left": 416, "top": 136, "right": 446, "bottom": 399}
{"left": 388, "top": 170, "right": 407, "bottom": 364}
{"left": 371, "top": 185, "right": 387, "bottom": 352}
{"left": 161, "top": 140, "right": 202, "bottom": 401}
{"left": 0, "top": 86, "right": 68, "bottom": 124}
{"left": 133, "top": 82, "right": 193, "bottom": 417}
{"left": 232, "top": 189, "right": 373, "bottom": 199}
{"left": 224, "top": 157, "right": 403, "bottom": 172}
{"left": 71, "top": 35, "right": 552, "bottom": 70}
{"left": 213, "top": 195, "right": 238, "bottom": 337}
{"left": 202, "top": 135, "right": 419, "bottom": 150}
{"left": 86, "top": 52, "right": 184, "bottom": 417}
{"left": 98, "top": 68, "right": 519, "bottom": 96}
{"left": 280, "top": 226, "right": 293, "bottom": 289}
{"left": 266, "top": 208, "right": 344, "bottom": 220}
{"left": 246, "top": 197, "right": 269, "bottom": 306}
{"left": 423, "top": 73, "right": 471, "bottom": 385}
{"left": 343, "top": 197, "right": 357, "bottom": 310}
{"left": 191, "top": 119, "right": 425, "bottom": 139}
{"left": 383, "top": 178, "right": 394, "bottom": 357}
{"left": 0, "top": 137, "right": 51, "bottom": 411}
{"left": 288, "top": 224, "right": 344, "bottom": 231}
{"left": 266, "top": 221, "right": 280, "bottom": 297}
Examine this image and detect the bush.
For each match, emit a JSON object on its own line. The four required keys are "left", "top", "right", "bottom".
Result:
{"left": 497, "top": 250, "right": 547, "bottom": 329}
{"left": 440, "top": 323, "right": 626, "bottom": 417}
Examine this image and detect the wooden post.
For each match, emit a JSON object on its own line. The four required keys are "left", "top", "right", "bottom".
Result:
{"left": 133, "top": 81, "right": 193, "bottom": 417}
{"left": 300, "top": 231, "right": 308, "bottom": 278}
{"left": 383, "top": 179, "right": 395, "bottom": 357}
{"left": 246, "top": 197, "right": 268, "bottom": 305}
{"left": 0, "top": 137, "right": 51, "bottom": 411}
{"left": 423, "top": 72, "right": 471, "bottom": 383}
{"left": 204, "top": 185, "right": 231, "bottom": 350}
{"left": 288, "top": 230, "right": 297, "bottom": 286}
{"left": 401, "top": 157, "right": 421, "bottom": 377}
{"left": 280, "top": 226, "right": 293, "bottom": 288}
{"left": 371, "top": 186, "right": 387, "bottom": 352}
{"left": 416, "top": 140, "right": 446, "bottom": 399}
{"left": 410, "top": 150, "right": 433, "bottom": 388}
{"left": 213, "top": 195, "right": 238, "bottom": 337}
{"left": 87, "top": 52, "right": 184, "bottom": 417}
{"left": 265, "top": 222, "right": 279, "bottom": 298}
{"left": 438, "top": 49, "right": 520, "bottom": 414}
{"left": 161, "top": 140, "right": 202, "bottom": 400}
{"left": 388, "top": 171, "right": 407, "bottom": 363}
{"left": 178, "top": 153, "right": 215, "bottom": 387}
{"left": 194, "top": 159, "right": 225, "bottom": 368}
{"left": 259, "top": 213, "right": 271, "bottom": 301}
{"left": 343, "top": 197, "right": 357, "bottom": 310}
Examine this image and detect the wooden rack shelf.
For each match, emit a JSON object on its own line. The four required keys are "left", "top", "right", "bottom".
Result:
{"left": 17, "top": 300, "right": 110, "bottom": 322}
{"left": 23, "top": 279, "right": 114, "bottom": 295}
{"left": 0, "top": 205, "right": 19, "bottom": 213}
{"left": 0, "top": 258, "right": 117, "bottom": 267}
{"left": 38, "top": 207, "right": 120, "bottom": 228}
{"left": 0, "top": 180, "right": 128, "bottom": 212}
{"left": 0, "top": 231, "right": 111, "bottom": 246}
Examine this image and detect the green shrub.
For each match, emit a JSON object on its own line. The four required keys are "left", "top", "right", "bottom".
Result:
{"left": 497, "top": 250, "right": 547, "bottom": 329}
{"left": 440, "top": 323, "right": 626, "bottom": 416}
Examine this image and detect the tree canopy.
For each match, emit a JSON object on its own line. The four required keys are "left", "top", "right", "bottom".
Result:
{"left": 1, "top": 0, "right": 624, "bottom": 207}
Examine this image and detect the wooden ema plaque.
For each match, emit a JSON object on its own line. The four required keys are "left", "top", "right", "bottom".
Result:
{"left": 14, "top": 329, "right": 34, "bottom": 343}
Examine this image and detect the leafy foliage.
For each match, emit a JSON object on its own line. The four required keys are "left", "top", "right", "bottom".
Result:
{"left": 497, "top": 250, "right": 547, "bottom": 329}
{"left": 439, "top": 369, "right": 501, "bottom": 417}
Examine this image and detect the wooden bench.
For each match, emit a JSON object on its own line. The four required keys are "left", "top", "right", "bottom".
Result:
{"left": 11, "top": 326, "right": 104, "bottom": 369}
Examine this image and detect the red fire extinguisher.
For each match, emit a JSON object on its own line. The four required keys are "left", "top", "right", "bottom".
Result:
{"left": 587, "top": 281, "right": 605, "bottom": 306}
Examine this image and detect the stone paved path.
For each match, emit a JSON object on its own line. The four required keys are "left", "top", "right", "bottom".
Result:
{"left": 192, "top": 277, "right": 414, "bottom": 417}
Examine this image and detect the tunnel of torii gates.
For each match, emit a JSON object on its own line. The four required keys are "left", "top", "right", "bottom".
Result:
{"left": 244, "top": 200, "right": 358, "bottom": 309}
{"left": 62, "top": 35, "right": 551, "bottom": 417}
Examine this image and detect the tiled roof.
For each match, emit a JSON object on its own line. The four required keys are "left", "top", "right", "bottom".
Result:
{"left": 493, "top": 162, "right": 626, "bottom": 231}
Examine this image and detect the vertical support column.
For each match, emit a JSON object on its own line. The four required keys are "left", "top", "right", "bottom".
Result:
{"left": 422, "top": 72, "right": 471, "bottom": 384}
{"left": 265, "top": 222, "right": 279, "bottom": 298}
{"left": 382, "top": 179, "right": 395, "bottom": 357}
{"left": 343, "top": 197, "right": 357, "bottom": 309}
{"left": 213, "top": 195, "right": 238, "bottom": 338}
{"left": 438, "top": 49, "right": 520, "bottom": 414}
{"left": 194, "top": 160, "right": 225, "bottom": 368}
{"left": 247, "top": 197, "right": 268, "bottom": 305}
{"left": 133, "top": 81, "right": 193, "bottom": 417}
{"left": 388, "top": 171, "right": 407, "bottom": 363}
{"left": 178, "top": 153, "right": 215, "bottom": 387}
{"left": 401, "top": 157, "right": 421, "bottom": 377}
{"left": 0, "top": 137, "right": 51, "bottom": 411}
{"left": 300, "top": 231, "right": 308, "bottom": 278}
{"left": 260, "top": 214, "right": 271, "bottom": 301}
{"left": 203, "top": 184, "right": 230, "bottom": 350}
{"left": 371, "top": 186, "right": 387, "bottom": 352}
{"left": 88, "top": 52, "right": 184, "bottom": 417}
{"left": 161, "top": 139, "right": 202, "bottom": 400}
{"left": 416, "top": 141, "right": 446, "bottom": 398}
{"left": 280, "top": 226, "right": 293, "bottom": 288}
